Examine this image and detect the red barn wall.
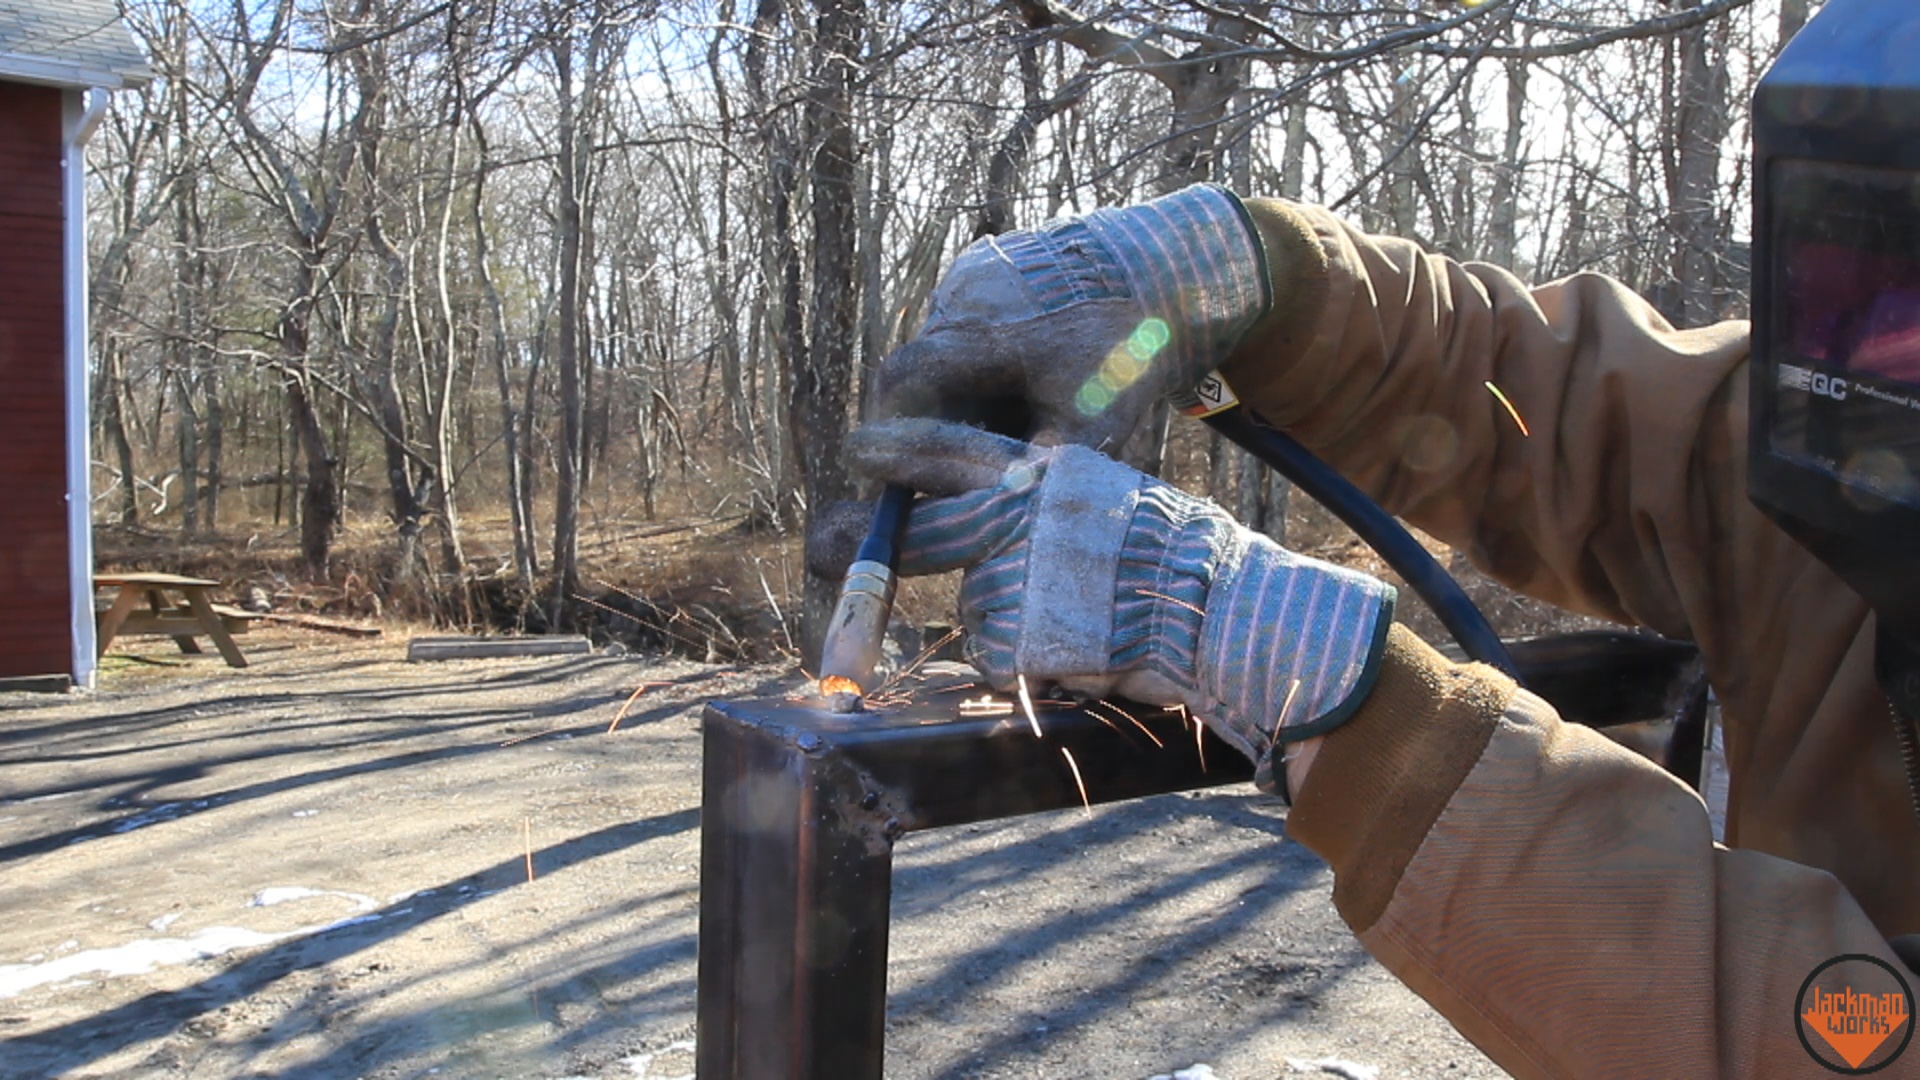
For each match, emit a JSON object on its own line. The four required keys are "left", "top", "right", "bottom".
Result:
{"left": 0, "top": 81, "right": 74, "bottom": 679}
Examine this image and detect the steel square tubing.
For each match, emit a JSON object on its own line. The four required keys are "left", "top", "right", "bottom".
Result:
{"left": 693, "top": 631, "right": 1702, "bottom": 1078}
{"left": 695, "top": 690, "right": 1249, "bottom": 1080}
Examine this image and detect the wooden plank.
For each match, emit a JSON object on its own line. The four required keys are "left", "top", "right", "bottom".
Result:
{"left": 94, "top": 585, "right": 142, "bottom": 658}
{"left": 96, "top": 572, "right": 222, "bottom": 588}
{"left": 181, "top": 588, "right": 248, "bottom": 668}
{"left": 115, "top": 611, "right": 252, "bottom": 636}
{"left": 407, "top": 636, "right": 594, "bottom": 662}
{"left": 250, "top": 611, "right": 383, "bottom": 638}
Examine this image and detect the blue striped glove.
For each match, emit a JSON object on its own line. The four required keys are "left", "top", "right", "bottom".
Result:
{"left": 876, "top": 185, "right": 1268, "bottom": 452}
{"left": 851, "top": 418, "right": 1395, "bottom": 794}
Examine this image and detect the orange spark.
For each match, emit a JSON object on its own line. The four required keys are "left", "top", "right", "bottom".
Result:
{"left": 1485, "top": 381, "right": 1531, "bottom": 437}
{"left": 1092, "top": 699, "right": 1164, "bottom": 748}
{"left": 1016, "top": 674, "right": 1043, "bottom": 739}
{"left": 871, "top": 626, "right": 964, "bottom": 697}
{"left": 1267, "top": 679, "right": 1303, "bottom": 753}
{"left": 1134, "top": 588, "right": 1206, "bottom": 617}
{"left": 1195, "top": 713, "right": 1207, "bottom": 772}
{"left": 607, "top": 680, "right": 675, "bottom": 735}
{"left": 1060, "top": 747, "right": 1092, "bottom": 815}
{"left": 523, "top": 818, "right": 536, "bottom": 883}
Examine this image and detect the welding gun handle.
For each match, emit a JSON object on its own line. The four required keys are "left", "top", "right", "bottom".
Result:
{"left": 856, "top": 484, "right": 915, "bottom": 568}
{"left": 816, "top": 485, "right": 916, "bottom": 697}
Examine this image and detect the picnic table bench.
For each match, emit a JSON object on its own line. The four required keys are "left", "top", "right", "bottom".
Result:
{"left": 94, "top": 573, "right": 252, "bottom": 668}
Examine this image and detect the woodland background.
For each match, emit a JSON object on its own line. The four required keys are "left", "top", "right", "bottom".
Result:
{"left": 84, "top": 0, "right": 1812, "bottom": 661}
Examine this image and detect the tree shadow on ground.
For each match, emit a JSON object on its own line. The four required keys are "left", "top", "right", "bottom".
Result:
{"left": 0, "top": 668, "right": 782, "bottom": 862}
{"left": 3, "top": 676, "right": 1363, "bottom": 1080}
{"left": 0, "top": 808, "right": 701, "bottom": 1077}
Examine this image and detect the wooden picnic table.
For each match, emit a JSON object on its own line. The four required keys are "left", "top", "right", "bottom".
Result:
{"left": 95, "top": 572, "right": 251, "bottom": 668}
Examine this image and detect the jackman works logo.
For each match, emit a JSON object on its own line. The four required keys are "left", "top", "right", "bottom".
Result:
{"left": 1797, "top": 954, "right": 1915, "bottom": 1073}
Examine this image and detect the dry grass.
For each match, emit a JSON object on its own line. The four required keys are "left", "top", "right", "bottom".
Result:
{"left": 93, "top": 480, "right": 1604, "bottom": 670}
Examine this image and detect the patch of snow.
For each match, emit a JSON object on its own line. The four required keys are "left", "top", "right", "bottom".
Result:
{"left": 0, "top": 888, "right": 388, "bottom": 999}
{"left": 0, "top": 925, "right": 284, "bottom": 998}
{"left": 147, "top": 913, "right": 182, "bottom": 933}
{"left": 249, "top": 886, "right": 376, "bottom": 912}
{"left": 1286, "top": 1058, "right": 1380, "bottom": 1080}
{"left": 325, "top": 914, "right": 382, "bottom": 931}
{"left": 624, "top": 1038, "right": 695, "bottom": 1080}
{"left": 292, "top": 809, "right": 320, "bottom": 818}
{"left": 1150, "top": 1066, "right": 1219, "bottom": 1080}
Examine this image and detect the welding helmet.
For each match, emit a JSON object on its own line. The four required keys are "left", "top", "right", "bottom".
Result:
{"left": 1750, "top": 0, "right": 1920, "bottom": 717}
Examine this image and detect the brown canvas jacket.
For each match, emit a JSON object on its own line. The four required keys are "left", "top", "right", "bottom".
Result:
{"left": 1222, "top": 199, "right": 1920, "bottom": 1076}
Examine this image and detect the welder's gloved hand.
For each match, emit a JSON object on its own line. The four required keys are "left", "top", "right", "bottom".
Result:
{"left": 852, "top": 418, "right": 1395, "bottom": 793}
{"left": 876, "top": 184, "right": 1270, "bottom": 454}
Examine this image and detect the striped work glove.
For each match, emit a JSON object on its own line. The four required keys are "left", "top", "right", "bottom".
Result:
{"left": 876, "top": 185, "right": 1268, "bottom": 453}
{"left": 852, "top": 418, "right": 1395, "bottom": 794}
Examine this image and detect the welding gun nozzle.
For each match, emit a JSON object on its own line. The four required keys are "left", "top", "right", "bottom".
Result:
{"left": 817, "top": 559, "right": 899, "bottom": 696}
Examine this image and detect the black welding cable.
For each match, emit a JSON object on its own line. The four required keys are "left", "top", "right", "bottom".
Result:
{"left": 858, "top": 484, "right": 916, "bottom": 567}
{"left": 1202, "top": 406, "right": 1522, "bottom": 681}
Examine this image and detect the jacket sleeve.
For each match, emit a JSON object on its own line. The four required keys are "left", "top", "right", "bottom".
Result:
{"left": 1287, "top": 627, "right": 1912, "bottom": 1078}
{"left": 1219, "top": 198, "right": 1795, "bottom": 646}
{"left": 1218, "top": 201, "right": 1916, "bottom": 930}
{"left": 1224, "top": 202, "right": 1915, "bottom": 1075}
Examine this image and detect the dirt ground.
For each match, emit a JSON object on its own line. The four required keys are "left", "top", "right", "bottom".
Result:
{"left": 0, "top": 628, "right": 1502, "bottom": 1080}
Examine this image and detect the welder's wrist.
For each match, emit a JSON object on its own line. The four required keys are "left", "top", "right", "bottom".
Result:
{"left": 1180, "top": 531, "right": 1395, "bottom": 790}
{"left": 1218, "top": 197, "right": 1333, "bottom": 380}
{"left": 1284, "top": 626, "right": 1516, "bottom": 934}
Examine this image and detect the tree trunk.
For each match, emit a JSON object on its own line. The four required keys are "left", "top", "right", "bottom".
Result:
{"left": 796, "top": 0, "right": 865, "bottom": 666}
{"left": 1129, "top": 9, "right": 1253, "bottom": 477}
{"left": 1779, "top": 0, "right": 1811, "bottom": 47}
{"left": 287, "top": 372, "right": 336, "bottom": 578}
{"left": 101, "top": 345, "right": 138, "bottom": 525}
{"left": 856, "top": 53, "right": 892, "bottom": 416}
{"left": 471, "top": 144, "right": 537, "bottom": 586}
{"left": 280, "top": 251, "right": 336, "bottom": 576}
{"left": 1488, "top": 50, "right": 1529, "bottom": 268}
{"left": 550, "top": 30, "right": 586, "bottom": 622}
{"left": 365, "top": 203, "right": 428, "bottom": 578}
{"left": 707, "top": 12, "right": 754, "bottom": 444}
{"left": 432, "top": 118, "right": 467, "bottom": 575}
{"left": 1664, "top": 0, "right": 1732, "bottom": 327}
{"left": 203, "top": 369, "right": 223, "bottom": 530}
{"left": 747, "top": 0, "right": 806, "bottom": 530}
{"left": 173, "top": 369, "right": 200, "bottom": 532}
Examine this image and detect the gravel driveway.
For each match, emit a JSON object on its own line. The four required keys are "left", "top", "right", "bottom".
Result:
{"left": 0, "top": 630, "right": 1498, "bottom": 1079}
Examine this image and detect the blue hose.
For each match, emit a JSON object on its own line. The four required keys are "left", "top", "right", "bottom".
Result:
{"left": 1203, "top": 407, "right": 1521, "bottom": 680}
{"left": 857, "top": 484, "right": 916, "bottom": 567}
